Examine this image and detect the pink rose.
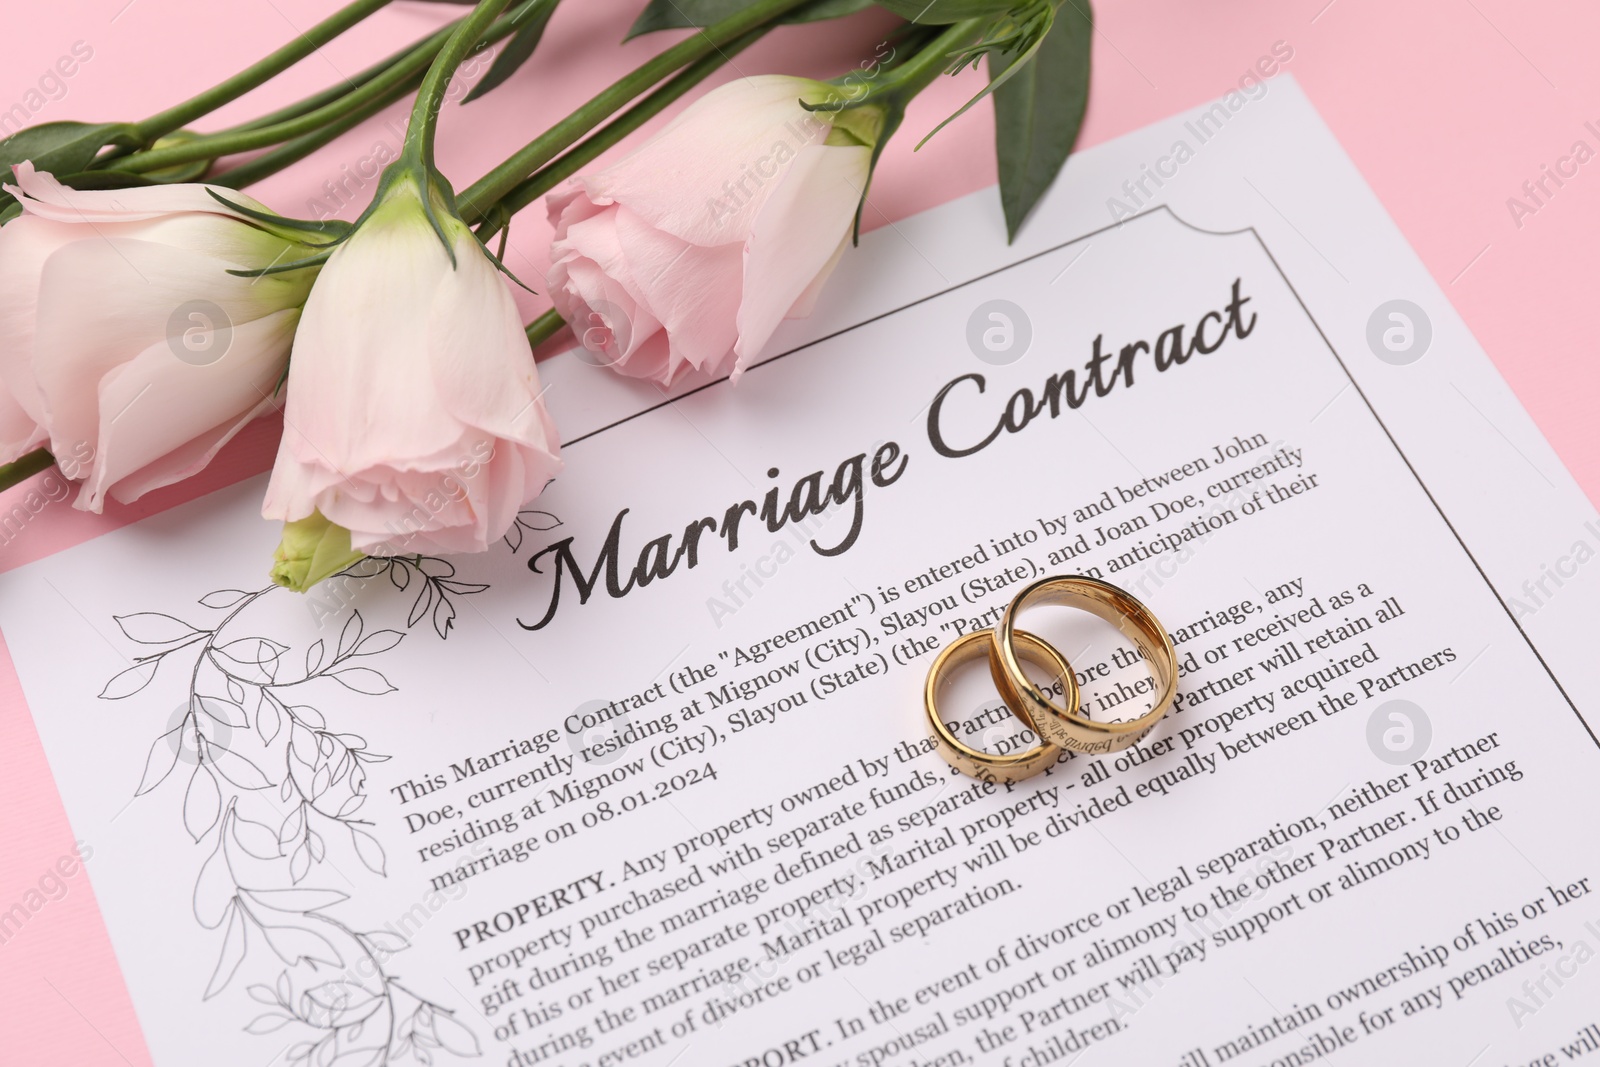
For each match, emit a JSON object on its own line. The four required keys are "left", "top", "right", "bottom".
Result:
{"left": 546, "top": 75, "right": 879, "bottom": 386}
{"left": 0, "top": 163, "right": 318, "bottom": 510}
{"left": 262, "top": 173, "right": 561, "bottom": 562}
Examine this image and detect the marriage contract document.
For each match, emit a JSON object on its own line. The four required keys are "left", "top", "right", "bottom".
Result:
{"left": 4, "top": 77, "right": 1599, "bottom": 1067}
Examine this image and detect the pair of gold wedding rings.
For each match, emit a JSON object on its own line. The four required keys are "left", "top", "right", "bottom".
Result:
{"left": 924, "top": 575, "right": 1179, "bottom": 784}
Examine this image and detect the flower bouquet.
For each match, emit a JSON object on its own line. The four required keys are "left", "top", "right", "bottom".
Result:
{"left": 0, "top": 0, "right": 1091, "bottom": 587}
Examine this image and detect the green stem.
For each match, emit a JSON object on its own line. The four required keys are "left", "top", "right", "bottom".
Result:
{"left": 403, "top": 0, "right": 512, "bottom": 171}
{"left": 852, "top": 18, "right": 984, "bottom": 105}
{"left": 111, "top": 1, "right": 542, "bottom": 180}
{"left": 524, "top": 308, "right": 566, "bottom": 349}
{"left": 458, "top": 0, "right": 815, "bottom": 219}
{"left": 207, "top": 3, "right": 536, "bottom": 191}
{"left": 208, "top": 77, "right": 422, "bottom": 190}
{"left": 108, "top": 27, "right": 451, "bottom": 175}
{"left": 128, "top": 0, "right": 396, "bottom": 146}
{"left": 484, "top": 28, "right": 767, "bottom": 222}
{"left": 223, "top": 22, "right": 455, "bottom": 136}
{"left": 0, "top": 448, "right": 54, "bottom": 495}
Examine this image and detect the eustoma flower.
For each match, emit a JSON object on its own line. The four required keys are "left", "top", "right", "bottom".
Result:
{"left": 0, "top": 163, "right": 320, "bottom": 510}
{"left": 259, "top": 0, "right": 561, "bottom": 589}
{"left": 261, "top": 170, "right": 561, "bottom": 574}
{"left": 546, "top": 75, "right": 882, "bottom": 386}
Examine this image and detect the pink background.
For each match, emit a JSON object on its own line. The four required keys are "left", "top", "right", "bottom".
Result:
{"left": 1, "top": 0, "right": 1596, "bottom": 1060}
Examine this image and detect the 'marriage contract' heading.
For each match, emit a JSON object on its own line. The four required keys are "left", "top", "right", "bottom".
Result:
{"left": 517, "top": 279, "right": 1260, "bottom": 632}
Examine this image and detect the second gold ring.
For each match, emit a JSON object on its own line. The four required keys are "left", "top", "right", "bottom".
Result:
{"left": 991, "top": 575, "right": 1177, "bottom": 754}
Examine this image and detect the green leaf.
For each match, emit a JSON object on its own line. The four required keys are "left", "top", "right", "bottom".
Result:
{"left": 0, "top": 121, "right": 142, "bottom": 211}
{"left": 990, "top": 0, "right": 1090, "bottom": 241}
{"left": 464, "top": 0, "right": 559, "bottom": 103}
{"left": 0, "top": 121, "right": 143, "bottom": 173}
{"left": 873, "top": 0, "right": 1013, "bottom": 23}
{"left": 626, "top": 0, "right": 874, "bottom": 38}
{"left": 913, "top": 3, "right": 1053, "bottom": 151}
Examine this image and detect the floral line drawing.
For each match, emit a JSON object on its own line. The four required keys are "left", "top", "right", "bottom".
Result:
{"left": 102, "top": 552, "right": 501, "bottom": 1066}
{"left": 502, "top": 506, "right": 560, "bottom": 555}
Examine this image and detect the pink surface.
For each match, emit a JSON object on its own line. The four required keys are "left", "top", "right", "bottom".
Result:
{"left": 1, "top": 0, "right": 1596, "bottom": 1060}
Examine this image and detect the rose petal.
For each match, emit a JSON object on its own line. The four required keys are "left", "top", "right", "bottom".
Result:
{"left": 30, "top": 236, "right": 305, "bottom": 495}
{"left": 578, "top": 76, "right": 836, "bottom": 246}
{"left": 81, "top": 309, "right": 298, "bottom": 510}
{"left": 733, "top": 143, "right": 870, "bottom": 378}
{"left": 613, "top": 207, "right": 742, "bottom": 377}
{"left": 429, "top": 234, "right": 557, "bottom": 451}
{"left": 271, "top": 209, "right": 465, "bottom": 474}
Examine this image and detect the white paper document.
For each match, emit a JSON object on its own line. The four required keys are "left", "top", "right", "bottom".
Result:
{"left": 5, "top": 77, "right": 1600, "bottom": 1067}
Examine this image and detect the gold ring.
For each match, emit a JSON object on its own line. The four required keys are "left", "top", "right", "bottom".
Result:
{"left": 992, "top": 575, "right": 1177, "bottom": 755}
{"left": 924, "top": 628, "right": 1076, "bottom": 784}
